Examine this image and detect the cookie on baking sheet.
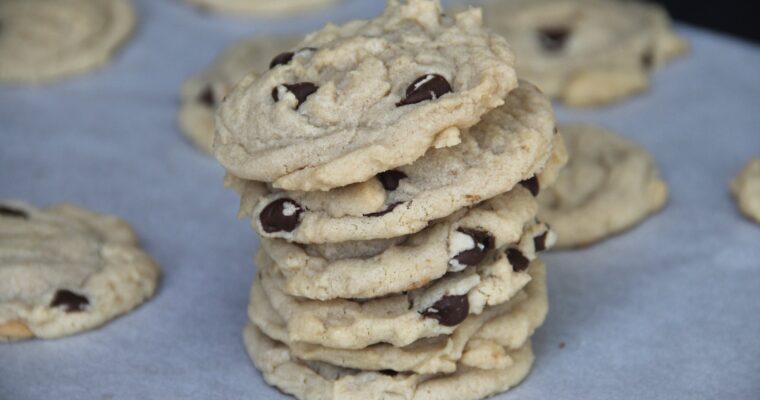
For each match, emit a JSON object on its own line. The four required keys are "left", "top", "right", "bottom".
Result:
{"left": 184, "top": 0, "right": 339, "bottom": 17}
{"left": 0, "top": 0, "right": 135, "bottom": 83}
{"left": 244, "top": 322, "right": 535, "bottom": 400}
{"left": 258, "top": 187, "right": 549, "bottom": 300}
{"left": 0, "top": 202, "right": 160, "bottom": 341}
{"left": 248, "top": 258, "right": 547, "bottom": 374}
{"left": 253, "top": 240, "right": 546, "bottom": 349}
{"left": 731, "top": 158, "right": 760, "bottom": 224}
{"left": 226, "top": 82, "right": 561, "bottom": 244}
{"left": 538, "top": 124, "right": 668, "bottom": 249}
{"left": 469, "top": 0, "right": 688, "bottom": 107}
{"left": 214, "top": 0, "right": 518, "bottom": 191}
{"left": 179, "top": 36, "right": 300, "bottom": 154}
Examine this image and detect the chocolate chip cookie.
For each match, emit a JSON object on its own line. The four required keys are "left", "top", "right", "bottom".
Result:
{"left": 0, "top": 0, "right": 135, "bottom": 83}
{"left": 0, "top": 202, "right": 160, "bottom": 341}
{"left": 214, "top": 0, "right": 518, "bottom": 191}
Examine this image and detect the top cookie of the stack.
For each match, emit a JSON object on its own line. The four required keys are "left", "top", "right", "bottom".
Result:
{"left": 214, "top": 0, "right": 518, "bottom": 191}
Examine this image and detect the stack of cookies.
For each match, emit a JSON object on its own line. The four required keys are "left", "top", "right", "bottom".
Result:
{"left": 212, "top": 1, "right": 566, "bottom": 398}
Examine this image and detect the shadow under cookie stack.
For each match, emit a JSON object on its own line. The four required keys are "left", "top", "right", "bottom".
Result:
{"left": 211, "top": 1, "right": 567, "bottom": 399}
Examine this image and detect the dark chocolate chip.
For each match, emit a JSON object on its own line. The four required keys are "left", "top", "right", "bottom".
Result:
{"left": 379, "top": 369, "right": 399, "bottom": 376}
{"left": 520, "top": 176, "right": 540, "bottom": 196}
{"left": 271, "top": 82, "right": 319, "bottom": 109}
{"left": 396, "top": 74, "right": 452, "bottom": 107}
{"left": 259, "top": 198, "right": 303, "bottom": 233}
{"left": 198, "top": 86, "right": 215, "bottom": 107}
{"left": 538, "top": 27, "right": 571, "bottom": 52}
{"left": 506, "top": 248, "right": 530, "bottom": 272}
{"left": 50, "top": 290, "right": 89, "bottom": 313}
{"left": 364, "top": 202, "right": 403, "bottom": 217}
{"left": 0, "top": 205, "right": 28, "bottom": 219}
{"left": 641, "top": 50, "right": 654, "bottom": 70}
{"left": 452, "top": 228, "right": 494, "bottom": 267}
{"left": 534, "top": 231, "right": 549, "bottom": 252}
{"left": 269, "top": 51, "right": 295, "bottom": 69}
{"left": 377, "top": 170, "right": 407, "bottom": 191}
{"left": 421, "top": 295, "right": 469, "bottom": 326}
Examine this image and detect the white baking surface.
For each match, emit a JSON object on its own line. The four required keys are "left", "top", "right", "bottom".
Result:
{"left": 1, "top": 1, "right": 759, "bottom": 399}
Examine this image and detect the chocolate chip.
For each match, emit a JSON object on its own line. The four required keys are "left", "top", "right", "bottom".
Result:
{"left": 364, "top": 202, "right": 403, "bottom": 217}
{"left": 272, "top": 82, "right": 319, "bottom": 109}
{"left": 506, "top": 248, "right": 530, "bottom": 272}
{"left": 641, "top": 50, "right": 654, "bottom": 70}
{"left": 379, "top": 369, "right": 398, "bottom": 376}
{"left": 0, "top": 205, "right": 28, "bottom": 219}
{"left": 259, "top": 198, "right": 303, "bottom": 233}
{"left": 269, "top": 51, "right": 295, "bottom": 69}
{"left": 520, "top": 176, "right": 540, "bottom": 196}
{"left": 50, "top": 290, "right": 89, "bottom": 313}
{"left": 396, "top": 74, "right": 452, "bottom": 107}
{"left": 421, "top": 295, "right": 469, "bottom": 326}
{"left": 452, "top": 228, "right": 494, "bottom": 267}
{"left": 377, "top": 170, "right": 407, "bottom": 191}
{"left": 534, "top": 231, "right": 549, "bottom": 252}
{"left": 198, "top": 86, "right": 215, "bottom": 107}
{"left": 538, "top": 27, "right": 570, "bottom": 52}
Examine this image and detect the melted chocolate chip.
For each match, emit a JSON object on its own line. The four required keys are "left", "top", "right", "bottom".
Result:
{"left": 452, "top": 228, "right": 494, "bottom": 267}
{"left": 421, "top": 295, "right": 469, "bottom": 326}
{"left": 50, "top": 290, "right": 89, "bottom": 313}
{"left": 269, "top": 52, "right": 295, "bottom": 69}
{"left": 377, "top": 170, "right": 407, "bottom": 191}
{"left": 538, "top": 27, "right": 571, "bottom": 52}
{"left": 364, "top": 202, "right": 403, "bottom": 217}
{"left": 396, "top": 74, "right": 452, "bottom": 107}
{"left": 198, "top": 86, "right": 215, "bottom": 107}
{"left": 259, "top": 198, "right": 303, "bottom": 233}
{"left": 641, "top": 50, "right": 654, "bottom": 70}
{"left": 379, "top": 369, "right": 399, "bottom": 376}
{"left": 0, "top": 205, "right": 28, "bottom": 219}
{"left": 534, "top": 231, "right": 549, "bottom": 252}
{"left": 506, "top": 248, "right": 530, "bottom": 272}
{"left": 272, "top": 82, "right": 319, "bottom": 109}
{"left": 520, "top": 176, "right": 540, "bottom": 196}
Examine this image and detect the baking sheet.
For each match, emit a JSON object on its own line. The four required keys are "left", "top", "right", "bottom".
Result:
{"left": 1, "top": 0, "right": 759, "bottom": 398}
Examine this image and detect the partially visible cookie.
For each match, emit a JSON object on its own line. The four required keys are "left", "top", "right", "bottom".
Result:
{"left": 179, "top": 36, "right": 300, "bottom": 154}
{"left": 470, "top": 0, "right": 688, "bottom": 107}
{"left": 226, "top": 82, "right": 560, "bottom": 244}
{"left": 538, "top": 124, "right": 668, "bottom": 248}
{"left": 253, "top": 245, "right": 545, "bottom": 349}
{"left": 248, "top": 258, "right": 547, "bottom": 374}
{"left": 0, "top": 0, "right": 135, "bottom": 83}
{"left": 0, "top": 202, "right": 160, "bottom": 341}
{"left": 731, "top": 158, "right": 760, "bottom": 224}
{"left": 259, "top": 187, "right": 550, "bottom": 300}
{"left": 214, "top": 0, "right": 518, "bottom": 191}
{"left": 184, "top": 0, "right": 339, "bottom": 17}
{"left": 244, "top": 322, "right": 534, "bottom": 400}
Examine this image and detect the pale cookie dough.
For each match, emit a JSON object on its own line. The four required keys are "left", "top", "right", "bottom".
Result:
{"left": 244, "top": 323, "right": 534, "bottom": 400}
{"left": 538, "top": 124, "right": 668, "bottom": 248}
{"left": 469, "top": 0, "right": 688, "bottom": 107}
{"left": 185, "top": 0, "right": 339, "bottom": 17}
{"left": 259, "top": 187, "right": 553, "bottom": 300}
{"left": 731, "top": 158, "right": 760, "bottom": 224}
{"left": 248, "top": 260, "right": 547, "bottom": 374}
{"left": 0, "top": 202, "right": 160, "bottom": 341}
{"left": 0, "top": 0, "right": 135, "bottom": 83}
{"left": 254, "top": 243, "right": 544, "bottom": 349}
{"left": 214, "top": 0, "right": 518, "bottom": 191}
{"left": 179, "top": 36, "right": 300, "bottom": 154}
{"left": 227, "top": 82, "right": 561, "bottom": 244}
